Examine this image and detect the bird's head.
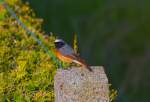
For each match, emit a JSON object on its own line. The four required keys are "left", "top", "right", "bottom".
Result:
{"left": 54, "top": 39, "right": 65, "bottom": 49}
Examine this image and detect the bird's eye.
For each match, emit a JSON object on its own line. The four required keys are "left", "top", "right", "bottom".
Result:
{"left": 55, "top": 41, "right": 65, "bottom": 48}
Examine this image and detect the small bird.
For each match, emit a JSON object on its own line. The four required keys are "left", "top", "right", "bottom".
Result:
{"left": 54, "top": 39, "right": 92, "bottom": 72}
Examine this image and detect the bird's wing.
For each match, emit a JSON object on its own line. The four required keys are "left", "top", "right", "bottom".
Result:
{"left": 59, "top": 44, "right": 85, "bottom": 62}
{"left": 64, "top": 53, "right": 92, "bottom": 72}
{"left": 58, "top": 46, "right": 93, "bottom": 71}
{"left": 59, "top": 44, "right": 75, "bottom": 55}
{"left": 58, "top": 44, "right": 86, "bottom": 63}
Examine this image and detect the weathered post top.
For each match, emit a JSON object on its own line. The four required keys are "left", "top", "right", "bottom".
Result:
{"left": 54, "top": 66, "right": 109, "bottom": 102}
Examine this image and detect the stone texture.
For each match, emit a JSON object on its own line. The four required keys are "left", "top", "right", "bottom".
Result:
{"left": 54, "top": 66, "right": 109, "bottom": 102}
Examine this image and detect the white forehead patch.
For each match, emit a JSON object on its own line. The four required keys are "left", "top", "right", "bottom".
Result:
{"left": 55, "top": 39, "right": 64, "bottom": 43}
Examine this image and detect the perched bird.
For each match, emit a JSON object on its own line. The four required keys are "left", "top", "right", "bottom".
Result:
{"left": 54, "top": 39, "right": 92, "bottom": 72}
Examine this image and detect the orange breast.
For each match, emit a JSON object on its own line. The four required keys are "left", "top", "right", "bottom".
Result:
{"left": 55, "top": 50, "right": 73, "bottom": 63}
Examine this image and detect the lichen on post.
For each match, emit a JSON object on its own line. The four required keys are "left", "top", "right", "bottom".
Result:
{"left": 54, "top": 66, "right": 109, "bottom": 102}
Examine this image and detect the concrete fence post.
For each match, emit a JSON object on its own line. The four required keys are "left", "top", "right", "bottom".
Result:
{"left": 54, "top": 66, "right": 109, "bottom": 102}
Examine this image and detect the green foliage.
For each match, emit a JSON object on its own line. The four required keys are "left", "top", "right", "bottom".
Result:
{"left": 109, "top": 84, "right": 118, "bottom": 102}
{"left": 0, "top": 0, "right": 4, "bottom": 5}
{"left": 0, "top": 0, "right": 56, "bottom": 101}
{"left": 73, "top": 33, "right": 78, "bottom": 54}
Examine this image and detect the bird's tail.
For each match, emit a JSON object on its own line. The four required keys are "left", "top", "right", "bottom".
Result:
{"left": 73, "top": 60, "right": 93, "bottom": 72}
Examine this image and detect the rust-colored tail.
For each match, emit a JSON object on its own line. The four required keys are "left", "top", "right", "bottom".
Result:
{"left": 73, "top": 59, "right": 93, "bottom": 72}
{"left": 85, "top": 65, "right": 93, "bottom": 72}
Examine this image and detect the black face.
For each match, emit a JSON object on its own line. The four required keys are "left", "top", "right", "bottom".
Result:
{"left": 54, "top": 41, "right": 65, "bottom": 49}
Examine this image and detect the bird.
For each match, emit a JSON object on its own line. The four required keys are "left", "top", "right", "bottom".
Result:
{"left": 54, "top": 39, "right": 92, "bottom": 72}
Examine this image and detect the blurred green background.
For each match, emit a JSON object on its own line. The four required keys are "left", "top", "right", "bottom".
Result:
{"left": 24, "top": 0, "right": 150, "bottom": 102}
